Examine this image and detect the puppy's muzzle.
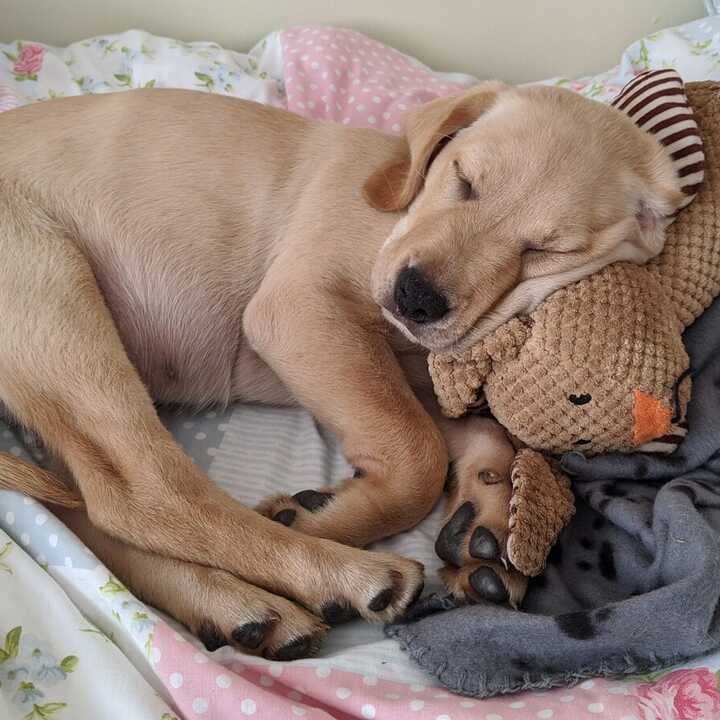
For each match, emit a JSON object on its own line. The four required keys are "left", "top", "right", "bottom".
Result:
{"left": 393, "top": 267, "right": 449, "bottom": 324}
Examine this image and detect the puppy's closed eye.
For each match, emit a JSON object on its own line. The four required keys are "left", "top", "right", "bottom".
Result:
{"left": 524, "top": 231, "right": 560, "bottom": 252}
{"left": 453, "top": 160, "right": 477, "bottom": 201}
{"left": 569, "top": 393, "right": 592, "bottom": 406}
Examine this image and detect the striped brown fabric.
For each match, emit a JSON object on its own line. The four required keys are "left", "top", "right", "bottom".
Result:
{"left": 612, "top": 69, "right": 704, "bottom": 211}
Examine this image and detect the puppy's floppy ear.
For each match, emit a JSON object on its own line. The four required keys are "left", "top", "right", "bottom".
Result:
{"left": 634, "top": 187, "right": 686, "bottom": 257}
{"left": 363, "top": 81, "right": 508, "bottom": 212}
{"left": 632, "top": 150, "right": 687, "bottom": 257}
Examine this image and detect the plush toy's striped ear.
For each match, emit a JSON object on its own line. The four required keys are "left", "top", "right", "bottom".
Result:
{"left": 612, "top": 69, "right": 704, "bottom": 215}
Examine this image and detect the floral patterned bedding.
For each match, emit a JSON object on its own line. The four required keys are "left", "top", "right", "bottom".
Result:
{"left": 3, "top": 15, "right": 720, "bottom": 720}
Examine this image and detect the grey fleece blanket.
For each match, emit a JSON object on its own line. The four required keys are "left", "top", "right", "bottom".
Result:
{"left": 387, "top": 293, "right": 720, "bottom": 697}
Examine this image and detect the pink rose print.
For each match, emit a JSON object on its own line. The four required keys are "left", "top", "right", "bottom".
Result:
{"left": 635, "top": 668, "right": 720, "bottom": 720}
{"left": 11, "top": 44, "right": 45, "bottom": 81}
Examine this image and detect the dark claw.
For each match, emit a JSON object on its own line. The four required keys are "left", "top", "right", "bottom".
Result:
{"left": 273, "top": 509, "right": 297, "bottom": 526}
{"left": 408, "top": 581, "right": 425, "bottom": 606}
{"left": 232, "top": 619, "right": 275, "bottom": 649}
{"left": 469, "top": 527, "right": 501, "bottom": 561}
{"left": 435, "top": 501, "right": 475, "bottom": 566}
{"left": 293, "top": 489, "right": 334, "bottom": 512}
{"left": 469, "top": 567, "right": 509, "bottom": 604}
{"left": 368, "top": 587, "right": 394, "bottom": 612}
{"left": 269, "top": 635, "right": 314, "bottom": 661}
{"left": 321, "top": 601, "right": 360, "bottom": 625}
{"left": 197, "top": 621, "right": 227, "bottom": 652}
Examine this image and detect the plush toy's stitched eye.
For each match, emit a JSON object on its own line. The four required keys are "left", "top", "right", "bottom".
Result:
{"left": 569, "top": 393, "right": 592, "bottom": 405}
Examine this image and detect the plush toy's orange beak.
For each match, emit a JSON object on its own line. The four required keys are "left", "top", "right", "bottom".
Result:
{"left": 633, "top": 390, "right": 672, "bottom": 445}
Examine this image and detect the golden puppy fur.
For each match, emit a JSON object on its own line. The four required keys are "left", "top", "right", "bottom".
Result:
{"left": 0, "top": 82, "right": 680, "bottom": 658}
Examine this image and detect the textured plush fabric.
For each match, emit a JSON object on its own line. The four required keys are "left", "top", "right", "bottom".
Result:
{"left": 388, "top": 286, "right": 720, "bottom": 696}
{"left": 507, "top": 449, "right": 575, "bottom": 577}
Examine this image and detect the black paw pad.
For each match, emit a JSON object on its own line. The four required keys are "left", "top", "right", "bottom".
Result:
{"left": 270, "top": 635, "right": 313, "bottom": 661}
{"left": 435, "top": 501, "right": 475, "bottom": 566}
{"left": 321, "top": 601, "right": 360, "bottom": 625}
{"left": 197, "top": 621, "right": 227, "bottom": 652}
{"left": 232, "top": 619, "right": 274, "bottom": 649}
{"left": 273, "top": 509, "right": 297, "bottom": 526}
{"left": 293, "top": 489, "right": 334, "bottom": 512}
{"left": 469, "top": 567, "right": 508, "bottom": 604}
{"left": 469, "top": 527, "right": 501, "bottom": 561}
{"left": 368, "top": 587, "right": 394, "bottom": 612}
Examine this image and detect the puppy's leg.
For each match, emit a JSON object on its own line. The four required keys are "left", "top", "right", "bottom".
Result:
{"left": 0, "top": 452, "right": 329, "bottom": 658}
{"left": 246, "top": 274, "right": 449, "bottom": 548}
{"left": 0, "top": 190, "right": 423, "bottom": 626}
{"left": 57, "top": 508, "right": 330, "bottom": 659}
{"left": 433, "top": 415, "right": 528, "bottom": 607}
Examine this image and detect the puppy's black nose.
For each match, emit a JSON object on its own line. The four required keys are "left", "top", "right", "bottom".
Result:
{"left": 393, "top": 267, "right": 449, "bottom": 324}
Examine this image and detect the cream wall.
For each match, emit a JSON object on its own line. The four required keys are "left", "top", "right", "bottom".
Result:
{"left": 0, "top": 0, "right": 705, "bottom": 83}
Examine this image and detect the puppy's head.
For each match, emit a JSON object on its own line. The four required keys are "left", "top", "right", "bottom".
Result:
{"left": 366, "top": 82, "right": 683, "bottom": 352}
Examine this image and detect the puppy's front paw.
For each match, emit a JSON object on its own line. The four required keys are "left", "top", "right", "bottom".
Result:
{"left": 257, "top": 488, "right": 336, "bottom": 534}
{"left": 302, "top": 547, "right": 425, "bottom": 624}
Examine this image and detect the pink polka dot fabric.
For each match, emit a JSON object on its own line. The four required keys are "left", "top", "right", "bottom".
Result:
{"left": 280, "top": 26, "right": 473, "bottom": 134}
{"left": 153, "top": 619, "right": 646, "bottom": 720}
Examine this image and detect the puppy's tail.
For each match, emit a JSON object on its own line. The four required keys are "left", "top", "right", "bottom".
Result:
{"left": 0, "top": 452, "right": 84, "bottom": 508}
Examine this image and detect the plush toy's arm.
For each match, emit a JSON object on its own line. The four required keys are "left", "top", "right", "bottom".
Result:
{"left": 506, "top": 449, "right": 575, "bottom": 577}
{"left": 427, "top": 346, "right": 492, "bottom": 418}
{"left": 428, "top": 317, "right": 532, "bottom": 418}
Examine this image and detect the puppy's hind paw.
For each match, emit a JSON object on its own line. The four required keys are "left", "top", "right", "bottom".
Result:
{"left": 440, "top": 560, "right": 527, "bottom": 609}
{"left": 435, "top": 500, "right": 528, "bottom": 608}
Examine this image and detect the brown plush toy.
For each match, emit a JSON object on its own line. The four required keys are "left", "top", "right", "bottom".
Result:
{"left": 430, "top": 73, "right": 715, "bottom": 577}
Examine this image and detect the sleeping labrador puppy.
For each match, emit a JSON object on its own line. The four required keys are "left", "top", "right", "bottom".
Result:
{"left": 0, "top": 81, "right": 681, "bottom": 659}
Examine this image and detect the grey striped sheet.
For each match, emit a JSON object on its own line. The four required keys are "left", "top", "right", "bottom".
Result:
{"left": 162, "top": 401, "right": 450, "bottom": 674}
{"left": 163, "top": 402, "right": 448, "bottom": 593}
